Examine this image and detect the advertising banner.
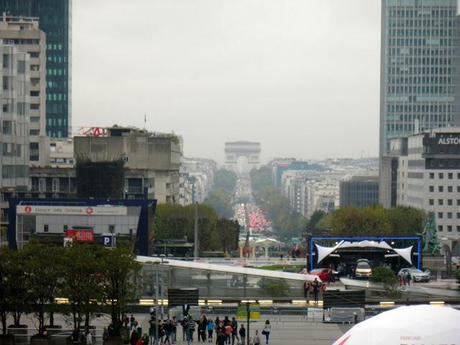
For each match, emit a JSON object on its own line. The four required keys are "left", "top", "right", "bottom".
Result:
{"left": 236, "top": 303, "right": 260, "bottom": 320}
{"left": 65, "top": 229, "right": 94, "bottom": 242}
{"left": 17, "top": 205, "right": 127, "bottom": 216}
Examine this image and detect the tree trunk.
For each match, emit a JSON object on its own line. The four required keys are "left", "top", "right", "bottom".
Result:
{"left": 72, "top": 304, "right": 78, "bottom": 341}
{"left": 1, "top": 310, "right": 6, "bottom": 335}
{"left": 84, "top": 311, "right": 89, "bottom": 334}
{"left": 13, "top": 311, "right": 21, "bottom": 326}
{"left": 38, "top": 304, "right": 44, "bottom": 335}
{"left": 49, "top": 312, "right": 54, "bottom": 327}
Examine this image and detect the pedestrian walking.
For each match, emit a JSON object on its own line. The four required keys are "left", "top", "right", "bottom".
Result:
{"left": 253, "top": 330, "right": 261, "bottom": 345}
{"left": 231, "top": 317, "right": 238, "bottom": 345}
{"left": 130, "top": 330, "right": 140, "bottom": 345}
{"left": 261, "top": 321, "right": 271, "bottom": 345}
{"left": 303, "top": 281, "right": 310, "bottom": 299}
{"left": 182, "top": 318, "right": 188, "bottom": 342}
{"left": 224, "top": 323, "right": 232, "bottom": 345}
{"left": 130, "top": 315, "right": 136, "bottom": 329}
{"left": 207, "top": 319, "right": 215, "bottom": 343}
{"left": 159, "top": 321, "right": 165, "bottom": 344}
{"left": 164, "top": 319, "right": 172, "bottom": 345}
{"left": 186, "top": 315, "right": 196, "bottom": 345}
{"left": 216, "top": 321, "right": 226, "bottom": 345}
{"left": 198, "top": 315, "right": 207, "bottom": 342}
{"left": 103, "top": 327, "right": 109, "bottom": 342}
{"left": 312, "top": 278, "right": 320, "bottom": 303}
{"left": 171, "top": 316, "right": 177, "bottom": 344}
{"left": 406, "top": 271, "right": 412, "bottom": 286}
{"left": 238, "top": 325, "right": 246, "bottom": 345}
{"left": 86, "top": 331, "right": 93, "bottom": 345}
{"left": 148, "top": 319, "right": 156, "bottom": 345}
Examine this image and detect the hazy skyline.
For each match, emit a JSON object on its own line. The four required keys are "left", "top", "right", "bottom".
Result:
{"left": 73, "top": 0, "right": 380, "bottom": 163}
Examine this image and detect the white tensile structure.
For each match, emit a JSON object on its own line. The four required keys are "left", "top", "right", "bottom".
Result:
{"left": 332, "top": 305, "right": 460, "bottom": 345}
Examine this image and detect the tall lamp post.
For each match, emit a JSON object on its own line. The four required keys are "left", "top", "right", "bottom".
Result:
{"left": 147, "top": 259, "right": 168, "bottom": 345}
{"left": 194, "top": 202, "right": 199, "bottom": 260}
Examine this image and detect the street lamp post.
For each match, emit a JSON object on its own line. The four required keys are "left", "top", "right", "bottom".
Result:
{"left": 146, "top": 259, "right": 168, "bottom": 345}
{"left": 194, "top": 202, "right": 199, "bottom": 260}
{"left": 154, "top": 262, "right": 160, "bottom": 345}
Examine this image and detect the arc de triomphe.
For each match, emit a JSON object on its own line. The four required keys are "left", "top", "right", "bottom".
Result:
{"left": 224, "top": 141, "right": 261, "bottom": 173}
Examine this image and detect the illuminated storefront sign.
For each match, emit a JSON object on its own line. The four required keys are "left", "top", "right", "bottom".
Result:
{"left": 17, "top": 205, "right": 127, "bottom": 216}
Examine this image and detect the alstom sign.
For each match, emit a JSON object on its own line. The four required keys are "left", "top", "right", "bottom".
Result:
{"left": 438, "top": 136, "right": 460, "bottom": 145}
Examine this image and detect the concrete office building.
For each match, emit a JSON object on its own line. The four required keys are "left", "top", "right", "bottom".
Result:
{"left": 0, "top": 43, "right": 30, "bottom": 245}
{"left": 0, "top": 15, "right": 48, "bottom": 166}
{"left": 380, "top": 0, "right": 458, "bottom": 206}
{"left": 74, "top": 126, "right": 182, "bottom": 204}
{"left": 0, "top": 44, "right": 30, "bottom": 193}
{"left": 340, "top": 176, "right": 379, "bottom": 208}
{"left": 0, "top": 0, "right": 71, "bottom": 138}
{"left": 392, "top": 127, "right": 460, "bottom": 255}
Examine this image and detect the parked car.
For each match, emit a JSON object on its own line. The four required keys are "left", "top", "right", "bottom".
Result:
{"left": 354, "top": 259, "right": 372, "bottom": 278}
{"left": 398, "top": 267, "right": 431, "bottom": 282}
{"left": 310, "top": 268, "right": 338, "bottom": 282}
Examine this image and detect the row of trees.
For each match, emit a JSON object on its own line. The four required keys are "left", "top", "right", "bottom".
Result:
{"left": 307, "top": 206, "right": 425, "bottom": 236}
{"left": 0, "top": 243, "right": 140, "bottom": 339}
{"left": 250, "top": 167, "right": 306, "bottom": 240}
{"left": 152, "top": 204, "right": 239, "bottom": 253}
{"left": 203, "top": 169, "right": 238, "bottom": 219}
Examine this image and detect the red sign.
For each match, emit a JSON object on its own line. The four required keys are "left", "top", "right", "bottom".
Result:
{"left": 81, "top": 127, "right": 108, "bottom": 137}
{"left": 65, "top": 229, "right": 94, "bottom": 242}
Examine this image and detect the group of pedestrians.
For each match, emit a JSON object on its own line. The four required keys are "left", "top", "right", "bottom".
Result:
{"left": 123, "top": 313, "right": 272, "bottom": 345}
{"left": 303, "top": 278, "right": 324, "bottom": 303}
{"left": 128, "top": 314, "right": 151, "bottom": 345}
{"left": 192, "top": 315, "right": 243, "bottom": 345}
{"left": 148, "top": 315, "right": 178, "bottom": 345}
{"left": 398, "top": 270, "right": 412, "bottom": 286}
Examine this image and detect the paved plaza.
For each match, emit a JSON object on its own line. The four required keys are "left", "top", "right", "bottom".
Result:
{"left": 9, "top": 311, "right": 351, "bottom": 345}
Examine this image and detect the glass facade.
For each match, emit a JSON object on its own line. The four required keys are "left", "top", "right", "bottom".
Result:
{"left": 0, "top": 0, "right": 71, "bottom": 138}
{"left": 139, "top": 265, "right": 305, "bottom": 299}
{"left": 380, "top": 0, "right": 458, "bottom": 155}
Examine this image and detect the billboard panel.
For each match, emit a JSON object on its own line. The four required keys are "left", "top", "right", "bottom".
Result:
{"left": 65, "top": 229, "right": 94, "bottom": 242}
{"left": 17, "top": 205, "right": 127, "bottom": 216}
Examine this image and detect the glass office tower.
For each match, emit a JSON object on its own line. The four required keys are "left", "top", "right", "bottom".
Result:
{"left": 0, "top": 0, "right": 71, "bottom": 138}
{"left": 380, "top": 0, "right": 458, "bottom": 156}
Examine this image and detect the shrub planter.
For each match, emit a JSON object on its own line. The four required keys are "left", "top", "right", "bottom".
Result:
{"left": 0, "top": 334, "right": 15, "bottom": 345}
{"left": 44, "top": 326, "right": 63, "bottom": 337}
{"left": 48, "top": 333, "right": 72, "bottom": 345}
{"left": 30, "top": 335, "right": 49, "bottom": 345}
{"left": 7, "top": 325, "right": 28, "bottom": 345}
{"left": 103, "top": 335, "right": 123, "bottom": 345}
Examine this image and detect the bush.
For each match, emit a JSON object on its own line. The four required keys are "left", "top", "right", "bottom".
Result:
{"left": 371, "top": 266, "right": 399, "bottom": 295}
{"left": 257, "top": 278, "right": 291, "bottom": 297}
{"left": 455, "top": 270, "right": 460, "bottom": 290}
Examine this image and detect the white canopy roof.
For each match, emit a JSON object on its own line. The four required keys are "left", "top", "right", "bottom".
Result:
{"left": 315, "top": 240, "right": 413, "bottom": 265}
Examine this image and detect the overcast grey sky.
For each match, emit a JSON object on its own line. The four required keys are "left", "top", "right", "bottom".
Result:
{"left": 73, "top": 0, "right": 381, "bottom": 163}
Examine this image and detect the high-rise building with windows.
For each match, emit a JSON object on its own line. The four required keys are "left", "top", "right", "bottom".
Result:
{"left": 0, "top": 15, "right": 49, "bottom": 166}
{"left": 0, "top": 44, "right": 30, "bottom": 191}
{"left": 379, "top": 0, "right": 458, "bottom": 206}
{"left": 0, "top": 0, "right": 71, "bottom": 138}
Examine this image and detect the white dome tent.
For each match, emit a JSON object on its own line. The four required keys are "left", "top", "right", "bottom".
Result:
{"left": 315, "top": 240, "right": 414, "bottom": 266}
{"left": 332, "top": 305, "right": 460, "bottom": 345}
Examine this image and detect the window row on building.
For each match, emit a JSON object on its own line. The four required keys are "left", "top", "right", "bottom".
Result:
{"left": 438, "top": 225, "right": 460, "bottom": 232}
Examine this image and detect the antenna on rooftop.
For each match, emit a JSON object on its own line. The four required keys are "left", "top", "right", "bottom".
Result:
{"left": 144, "top": 114, "right": 147, "bottom": 129}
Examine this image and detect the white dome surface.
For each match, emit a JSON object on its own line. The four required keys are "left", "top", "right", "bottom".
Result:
{"left": 332, "top": 305, "right": 460, "bottom": 345}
